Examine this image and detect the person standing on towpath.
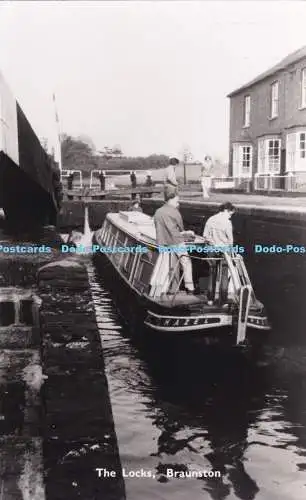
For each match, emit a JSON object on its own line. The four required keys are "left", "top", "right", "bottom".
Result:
{"left": 202, "top": 202, "right": 236, "bottom": 306}
{"left": 130, "top": 170, "right": 137, "bottom": 200}
{"left": 164, "top": 157, "right": 179, "bottom": 191}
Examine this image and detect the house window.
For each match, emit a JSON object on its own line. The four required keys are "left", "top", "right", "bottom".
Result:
{"left": 300, "top": 132, "right": 306, "bottom": 158}
{"left": 232, "top": 143, "right": 252, "bottom": 177}
{"left": 243, "top": 95, "right": 250, "bottom": 127}
{"left": 268, "top": 139, "right": 281, "bottom": 171}
{"left": 301, "top": 69, "right": 306, "bottom": 108}
{"left": 271, "top": 81, "right": 279, "bottom": 118}
{"left": 286, "top": 131, "right": 306, "bottom": 172}
{"left": 258, "top": 137, "right": 281, "bottom": 174}
{"left": 133, "top": 250, "right": 158, "bottom": 294}
{"left": 242, "top": 146, "right": 252, "bottom": 173}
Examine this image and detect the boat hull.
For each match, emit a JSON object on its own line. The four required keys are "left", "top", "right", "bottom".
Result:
{"left": 93, "top": 241, "right": 268, "bottom": 348}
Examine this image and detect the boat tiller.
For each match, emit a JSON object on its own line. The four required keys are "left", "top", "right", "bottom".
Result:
{"left": 236, "top": 284, "right": 252, "bottom": 345}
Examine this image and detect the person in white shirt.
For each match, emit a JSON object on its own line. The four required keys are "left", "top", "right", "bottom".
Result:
{"left": 201, "top": 156, "right": 213, "bottom": 198}
{"left": 200, "top": 171, "right": 210, "bottom": 199}
{"left": 164, "top": 158, "right": 179, "bottom": 189}
{"left": 203, "top": 202, "right": 235, "bottom": 246}
{"left": 203, "top": 203, "right": 236, "bottom": 305}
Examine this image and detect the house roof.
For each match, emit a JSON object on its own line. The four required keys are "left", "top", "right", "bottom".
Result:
{"left": 227, "top": 46, "right": 306, "bottom": 98}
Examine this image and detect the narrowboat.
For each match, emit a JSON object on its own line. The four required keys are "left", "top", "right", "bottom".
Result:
{"left": 93, "top": 211, "right": 271, "bottom": 346}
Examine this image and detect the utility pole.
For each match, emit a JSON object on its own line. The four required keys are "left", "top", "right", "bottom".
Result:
{"left": 52, "top": 93, "right": 62, "bottom": 171}
{"left": 182, "top": 147, "right": 193, "bottom": 185}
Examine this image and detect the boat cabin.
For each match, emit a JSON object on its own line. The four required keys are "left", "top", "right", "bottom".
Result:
{"left": 97, "top": 211, "right": 243, "bottom": 305}
{"left": 94, "top": 211, "right": 270, "bottom": 342}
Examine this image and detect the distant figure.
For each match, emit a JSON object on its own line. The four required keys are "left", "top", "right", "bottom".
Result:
{"left": 152, "top": 186, "right": 195, "bottom": 295}
{"left": 130, "top": 170, "right": 137, "bottom": 200}
{"left": 203, "top": 202, "right": 236, "bottom": 305}
{"left": 201, "top": 156, "right": 213, "bottom": 198}
{"left": 164, "top": 158, "right": 179, "bottom": 191}
{"left": 144, "top": 170, "right": 154, "bottom": 198}
{"left": 128, "top": 200, "right": 143, "bottom": 212}
{"left": 200, "top": 170, "right": 210, "bottom": 199}
{"left": 203, "top": 155, "right": 213, "bottom": 173}
{"left": 99, "top": 171, "right": 106, "bottom": 191}
{"left": 67, "top": 171, "right": 75, "bottom": 190}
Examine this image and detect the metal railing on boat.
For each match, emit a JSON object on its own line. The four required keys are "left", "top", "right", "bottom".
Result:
{"left": 150, "top": 251, "right": 255, "bottom": 344}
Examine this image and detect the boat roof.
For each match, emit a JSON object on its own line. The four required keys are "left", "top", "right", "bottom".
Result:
{"left": 107, "top": 211, "right": 156, "bottom": 245}
{"left": 106, "top": 211, "right": 205, "bottom": 247}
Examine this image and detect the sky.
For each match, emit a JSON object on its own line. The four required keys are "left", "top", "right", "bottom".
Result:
{"left": 0, "top": 1, "right": 306, "bottom": 163}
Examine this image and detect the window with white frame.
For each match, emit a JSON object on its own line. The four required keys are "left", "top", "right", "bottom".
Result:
{"left": 300, "top": 132, "right": 306, "bottom": 158}
{"left": 286, "top": 130, "right": 306, "bottom": 172}
{"left": 257, "top": 137, "right": 281, "bottom": 174}
{"left": 301, "top": 69, "right": 306, "bottom": 108}
{"left": 271, "top": 81, "right": 279, "bottom": 118}
{"left": 233, "top": 143, "right": 252, "bottom": 177}
{"left": 268, "top": 139, "right": 281, "bottom": 171}
{"left": 242, "top": 145, "right": 252, "bottom": 173}
{"left": 243, "top": 95, "right": 250, "bottom": 127}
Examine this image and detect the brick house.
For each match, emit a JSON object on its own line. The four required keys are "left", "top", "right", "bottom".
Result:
{"left": 227, "top": 46, "right": 306, "bottom": 191}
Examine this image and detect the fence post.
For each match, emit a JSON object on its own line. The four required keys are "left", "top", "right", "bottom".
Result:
{"left": 287, "top": 172, "right": 294, "bottom": 192}
{"left": 254, "top": 173, "right": 258, "bottom": 191}
{"left": 269, "top": 174, "right": 274, "bottom": 191}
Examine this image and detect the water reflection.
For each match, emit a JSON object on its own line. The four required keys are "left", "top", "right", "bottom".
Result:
{"left": 88, "top": 264, "right": 306, "bottom": 500}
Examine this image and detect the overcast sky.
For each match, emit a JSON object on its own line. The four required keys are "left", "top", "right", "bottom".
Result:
{"left": 0, "top": 1, "right": 305, "bottom": 162}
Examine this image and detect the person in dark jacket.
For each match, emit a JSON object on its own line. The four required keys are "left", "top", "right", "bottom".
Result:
{"left": 67, "top": 171, "right": 75, "bottom": 190}
{"left": 99, "top": 171, "right": 106, "bottom": 191}
{"left": 144, "top": 171, "right": 154, "bottom": 198}
{"left": 128, "top": 200, "right": 143, "bottom": 212}
{"left": 130, "top": 171, "right": 137, "bottom": 200}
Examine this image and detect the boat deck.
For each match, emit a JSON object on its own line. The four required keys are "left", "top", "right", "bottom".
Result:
{"left": 155, "top": 291, "right": 233, "bottom": 310}
{"left": 158, "top": 291, "right": 207, "bottom": 305}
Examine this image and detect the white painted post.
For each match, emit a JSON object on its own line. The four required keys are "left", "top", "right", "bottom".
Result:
{"left": 236, "top": 285, "right": 252, "bottom": 345}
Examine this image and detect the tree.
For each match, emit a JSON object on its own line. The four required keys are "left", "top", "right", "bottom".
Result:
{"left": 61, "top": 134, "right": 98, "bottom": 172}
{"left": 112, "top": 144, "right": 123, "bottom": 156}
{"left": 60, "top": 132, "right": 170, "bottom": 173}
{"left": 76, "top": 134, "right": 96, "bottom": 153}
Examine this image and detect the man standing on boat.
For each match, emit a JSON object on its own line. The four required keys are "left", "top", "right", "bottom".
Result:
{"left": 203, "top": 202, "right": 236, "bottom": 305}
{"left": 153, "top": 186, "right": 195, "bottom": 295}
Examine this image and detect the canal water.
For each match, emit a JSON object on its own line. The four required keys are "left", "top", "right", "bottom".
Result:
{"left": 88, "top": 262, "right": 306, "bottom": 500}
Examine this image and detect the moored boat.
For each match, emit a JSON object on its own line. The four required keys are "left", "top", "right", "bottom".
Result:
{"left": 93, "top": 211, "right": 271, "bottom": 347}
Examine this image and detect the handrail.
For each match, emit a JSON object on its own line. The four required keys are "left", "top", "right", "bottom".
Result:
{"left": 152, "top": 253, "right": 193, "bottom": 303}
{"left": 90, "top": 170, "right": 103, "bottom": 189}
{"left": 60, "top": 169, "right": 83, "bottom": 188}
{"left": 151, "top": 250, "right": 246, "bottom": 301}
{"left": 223, "top": 252, "right": 255, "bottom": 302}
{"left": 165, "top": 254, "right": 186, "bottom": 303}
{"left": 236, "top": 284, "right": 252, "bottom": 344}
